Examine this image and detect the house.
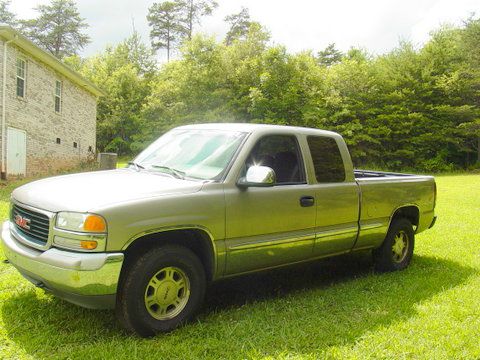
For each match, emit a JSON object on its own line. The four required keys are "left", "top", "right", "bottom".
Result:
{"left": 0, "top": 25, "right": 103, "bottom": 178}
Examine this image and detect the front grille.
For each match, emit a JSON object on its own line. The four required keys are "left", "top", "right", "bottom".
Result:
{"left": 11, "top": 204, "right": 50, "bottom": 245}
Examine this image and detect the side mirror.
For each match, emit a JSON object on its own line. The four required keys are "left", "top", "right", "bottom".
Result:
{"left": 237, "top": 166, "right": 276, "bottom": 188}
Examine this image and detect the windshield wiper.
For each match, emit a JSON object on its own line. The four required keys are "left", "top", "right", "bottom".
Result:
{"left": 128, "top": 161, "right": 145, "bottom": 171}
{"left": 150, "top": 165, "right": 185, "bottom": 179}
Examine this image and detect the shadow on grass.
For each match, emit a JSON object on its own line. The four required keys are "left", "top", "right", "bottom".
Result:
{"left": 1, "top": 253, "right": 476, "bottom": 359}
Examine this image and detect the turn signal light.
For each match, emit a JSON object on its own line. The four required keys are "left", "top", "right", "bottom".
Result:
{"left": 80, "top": 240, "right": 98, "bottom": 250}
{"left": 83, "top": 215, "right": 106, "bottom": 232}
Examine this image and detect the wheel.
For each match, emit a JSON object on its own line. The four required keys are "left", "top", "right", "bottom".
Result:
{"left": 373, "top": 218, "right": 414, "bottom": 272}
{"left": 116, "top": 245, "right": 206, "bottom": 337}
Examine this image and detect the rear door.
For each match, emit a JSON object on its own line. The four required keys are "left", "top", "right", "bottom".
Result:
{"left": 306, "top": 135, "right": 360, "bottom": 255}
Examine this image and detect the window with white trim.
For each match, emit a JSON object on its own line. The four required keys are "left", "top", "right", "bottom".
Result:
{"left": 55, "top": 80, "right": 62, "bottom": 113}
{"left": 16, "top": 58, "right": 26, "bottom": 98}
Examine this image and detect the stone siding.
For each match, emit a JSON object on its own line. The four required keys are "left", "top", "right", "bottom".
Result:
{"left": 0, "top": 40, "right": 97, "bottom": 177}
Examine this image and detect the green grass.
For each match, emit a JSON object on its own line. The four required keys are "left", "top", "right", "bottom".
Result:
{"left": 116, "top": 156, "right": 131, "bottom": 169}
{"left": 0, "top": 174, "right": 479, "bottom": 359}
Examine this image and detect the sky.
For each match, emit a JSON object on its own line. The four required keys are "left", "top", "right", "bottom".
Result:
{"left": 9, "top": 0, "right": 480, "bottom": 61}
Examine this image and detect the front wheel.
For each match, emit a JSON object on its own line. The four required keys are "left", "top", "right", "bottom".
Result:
{"left": 373, "top": 218, "right": 415, "bottom": 272}
{"left": 116, "top": 245, "right": 206, "bottom": 337}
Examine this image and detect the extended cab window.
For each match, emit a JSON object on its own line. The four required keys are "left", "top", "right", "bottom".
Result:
{"left": 307, "top": 136, "right": 345, "bottom": 183}
{"left": 246, "top": 135, "right": 305, "bottom": 184}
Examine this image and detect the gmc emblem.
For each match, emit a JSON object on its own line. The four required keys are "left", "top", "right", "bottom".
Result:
{"left": 14, "top": 214, "right": 31, "bottom": 230}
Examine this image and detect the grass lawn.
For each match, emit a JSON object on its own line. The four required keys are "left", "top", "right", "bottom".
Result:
{"left": 116, "top": 156, "right": 131, "bottom": 169}
{"left": 0, "top": 174, "right": 479, "bottom": 359}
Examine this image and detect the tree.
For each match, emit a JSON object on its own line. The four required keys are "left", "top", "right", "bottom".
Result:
{"left": 224, "top": 7, "right": 255, "bottom": 45}
{"left": 147, "top": 1, "right": 184, "bottom": 61}
{"left": 0, "top": 0, "right": 17, "bottom": 27}
{"left": 179, "top": 0, "right": 217, "bottom": 40}
{"left": 459, "top": 16, "right": 480, "bottom": 163}
{"left": 115, "top": 31, "right": 157, "bottom": 76}
{"left": 74, "top": 34, "right": 156, "bottom": 154}
{"left": 317, "top": 43, "right": 343, "bottom": 66}
{"left": 64, "top": 12, "right": 480, "bottom": 170}
{"left": 20, "top": 0, "right": 89, "bottom": 59}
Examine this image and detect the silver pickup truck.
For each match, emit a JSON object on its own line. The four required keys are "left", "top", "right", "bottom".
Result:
{"left": 1, "top": 124, "right": 437, "bottom": 336}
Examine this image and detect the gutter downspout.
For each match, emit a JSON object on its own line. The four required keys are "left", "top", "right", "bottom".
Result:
{"left": 1, "top": 38, "right": 14, "bottom": 179}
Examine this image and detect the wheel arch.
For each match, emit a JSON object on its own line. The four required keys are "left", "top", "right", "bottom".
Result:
{"left": 121, "top": 226, "right": 216, "bottom": 282}
{"left": 389, "top": 205, "right": 420, "bottom": 231}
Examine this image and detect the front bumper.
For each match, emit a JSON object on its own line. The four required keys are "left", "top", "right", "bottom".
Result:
{"left": 1, "top": 221, "right": 124, "bottom": 309}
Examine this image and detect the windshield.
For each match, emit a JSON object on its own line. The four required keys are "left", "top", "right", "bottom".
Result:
{"left": 134, "top": 129, "right": 247, "bottom": 180}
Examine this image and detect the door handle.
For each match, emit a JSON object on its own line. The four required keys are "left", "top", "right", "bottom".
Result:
{"left": 300, "top": 196, "right": 315, "bottom": 207}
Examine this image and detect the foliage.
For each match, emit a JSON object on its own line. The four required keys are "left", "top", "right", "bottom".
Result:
{"left": 135, "top": 18, "right": 480, "bottom": 171}
{"left": 179, "top": 0, "right": 218, "bottom": 40}
{"left": 317, "top": 43, "right": 343, "bottom": 67}
{"left": 19, "top": 0, "right": 89, "bottom": 59}
{"left": 2, "top": 2, "right": 479, "bottom": 170}
{"left": 224, "top": 7, "right": 256, "bottom": 45}
{"left": 0, "top": 0, "right": 16, "bottom": 27}
{"left": 147, "top": 1, "right": 185, "bottom": 61}
{"left": 11, "top": 0, "right": 474, "bottom": 172}
{"left": 147, "top": 0, "right": 217, "bottom": 60}
{"left": 69, "top": 33, "right": 156, "bottom": 155}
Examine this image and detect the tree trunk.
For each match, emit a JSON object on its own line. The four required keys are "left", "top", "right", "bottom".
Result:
{"left": 477, "top": 136, "right": 480, "bottom": 163}
{"left": 189, "top": 0, "right": 193, "bottom": 39}
{"left": 167, "top": 29, "right": 170, "bottom": 62}
{"left": 55, "top": 34, "right": 62, "bottom": 58}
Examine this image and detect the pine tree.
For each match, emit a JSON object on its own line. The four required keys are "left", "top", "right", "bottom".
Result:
{"left": 0, "top": 0, "right": 17, "bottom": 28}
{"left": 20, "top": 0, "right": 89, "bottom": 59}
{"left": 147, "top": 1, "right": 184, "bottom": 61}
{"left": 317, "top": 43, "right": 343, "bottom": 66}
{"left": 224, "top": 7, "right": 253, "bottom": 45}
{"left": 179, "top": 0, "right": 217, "bottom": 40}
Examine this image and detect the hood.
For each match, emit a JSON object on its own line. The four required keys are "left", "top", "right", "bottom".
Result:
{"left": 12, "top": 169, "right": 204, "bottom": 212}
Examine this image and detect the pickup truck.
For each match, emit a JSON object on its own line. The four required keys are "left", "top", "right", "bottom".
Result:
{"left": 1, "top": 124, "right": 437, "bottom": 337}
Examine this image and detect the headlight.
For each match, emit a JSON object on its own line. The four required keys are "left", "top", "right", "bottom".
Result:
{"left": 56, "top": 212, "right": 107, "bottom": 233}
{"left": 54, "top": 212, "right": 107, "bottom": 252}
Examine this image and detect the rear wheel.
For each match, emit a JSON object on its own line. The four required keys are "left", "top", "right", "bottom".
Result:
{"left": 116, "top": 245, "right": 206, "bottom": 337}
{"left": 373, "top": 218, "right": 414, "bottom": 272}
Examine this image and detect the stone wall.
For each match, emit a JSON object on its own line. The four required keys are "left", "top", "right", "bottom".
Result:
{"left": 0, "top": 40, "right": 97, "bottom": 177}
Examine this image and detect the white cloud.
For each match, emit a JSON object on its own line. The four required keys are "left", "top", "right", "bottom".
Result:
{"left": 9, "top": 0, "right": 480, "bottom": 58}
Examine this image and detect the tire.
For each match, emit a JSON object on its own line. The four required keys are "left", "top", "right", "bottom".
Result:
{"left": 373, "top": 218, "right": 415, "bottom": 272}
{"left": 116, "top": 245, "right": 206, "bottom": 337}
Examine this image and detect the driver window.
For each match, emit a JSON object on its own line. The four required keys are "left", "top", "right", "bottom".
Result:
{"left": 245, "top": 135, "right": 305, "bottom": 185}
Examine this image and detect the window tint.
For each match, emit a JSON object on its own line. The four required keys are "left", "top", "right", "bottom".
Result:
{"left": 307, "top": 136, "right": 345, "bottom": 183}
{"left": 246, "top": 135, "right": 305, "bottom": 184}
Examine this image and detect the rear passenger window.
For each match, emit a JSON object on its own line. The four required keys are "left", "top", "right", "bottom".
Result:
{"left": 307, "top": 136, "right": 345, "bottom": 183}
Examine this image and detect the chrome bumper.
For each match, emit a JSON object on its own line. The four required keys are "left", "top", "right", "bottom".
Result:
{"left": 1, "top": 221, "right": 124, "bottom": 309}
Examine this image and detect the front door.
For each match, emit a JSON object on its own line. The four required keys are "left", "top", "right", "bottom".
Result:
{"left": 224, "top": 134, "right": 316, "bottom": 275}
{"left": 7, "top": 127, "right": 26, "bottom": 176}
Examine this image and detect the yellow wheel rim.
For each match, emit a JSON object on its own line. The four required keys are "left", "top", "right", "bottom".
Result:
{"left": 392, "top": 230, "right": 409, "bottom": 263}
{"left": 144, "top": 266, "right": 190, "bottom": 320}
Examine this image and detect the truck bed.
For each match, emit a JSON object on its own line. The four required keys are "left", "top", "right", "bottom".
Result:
{"left": 352, "top": 169, "right": 436, "bottom": 250}
{"left": 354, "top": 169, "right": 415, "bottom": 179}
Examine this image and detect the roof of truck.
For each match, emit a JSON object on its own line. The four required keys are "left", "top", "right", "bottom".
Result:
{"left": 176, "top": 123, "right": 340, "bottom": 137}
